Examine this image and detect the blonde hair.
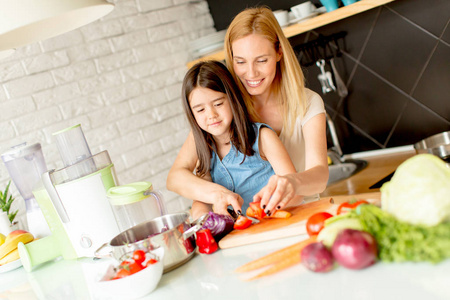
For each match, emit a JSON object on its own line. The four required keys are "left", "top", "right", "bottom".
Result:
{"left": 224, "top": 6, "right": 307, "bottom": 136}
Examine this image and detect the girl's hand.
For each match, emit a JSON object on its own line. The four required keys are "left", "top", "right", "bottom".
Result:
{"left": 253, "top": 174, "right": 299, "bottom": 215}
{"left": 211, "top": 190, "right": 244, "bottom": 216}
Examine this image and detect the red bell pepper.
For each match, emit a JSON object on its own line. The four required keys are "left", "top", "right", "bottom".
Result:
{"left": 196, "top": 229, "right": 218, "bottom": 254}
{"left": 249, "top": 202, "right": 266, "bottom": 219}
{"left": 247, "top": 202, "right": 291, "bottom": 219}
{"left": 336, "top": 199, "right": 370, "bottom": 215}
{"left": 233, "top": 215, "right": 252, "bottom": 230}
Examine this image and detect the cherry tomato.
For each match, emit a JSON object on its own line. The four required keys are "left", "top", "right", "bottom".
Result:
{"left": 145, "top": 258, "right": 158, "bottom": 266}
{"left": 116, "top": 260, "right": 144, "bottom": 278}
{"left": 306, "top": 212, "right": 333, "bottom": 236}
{"left": 132, "top": 249, "right": 146, "bottom": 265}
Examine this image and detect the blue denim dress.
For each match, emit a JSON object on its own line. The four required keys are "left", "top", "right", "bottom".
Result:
{"left": 210, "top": 123, "right": 275, "bottom": 212}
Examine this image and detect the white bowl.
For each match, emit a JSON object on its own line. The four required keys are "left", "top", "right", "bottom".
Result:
{"left": 95, "top": 248, "right": 164, "bottom": 299}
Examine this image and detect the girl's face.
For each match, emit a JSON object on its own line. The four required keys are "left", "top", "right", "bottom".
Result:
{"left": 189, "top": 86, "right": 233, "bottom": 143}
{"left": 231, "top": 33, "right": 282, "bottom": 100}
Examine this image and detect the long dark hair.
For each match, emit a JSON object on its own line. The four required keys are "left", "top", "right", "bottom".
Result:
{"left": 182, "top": 60, "right": 256, "bottom": 177}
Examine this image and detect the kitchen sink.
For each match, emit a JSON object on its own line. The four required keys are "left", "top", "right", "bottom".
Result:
{"left": 327, "top": 158, "right": 368, "bottom": 185}
{"left": 325, "top": 113, "right": 368, "bottom": 186}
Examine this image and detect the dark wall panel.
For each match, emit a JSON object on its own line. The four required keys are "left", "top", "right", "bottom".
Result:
{"left": 206, "top": 0, "right": 450, "bottom": 154}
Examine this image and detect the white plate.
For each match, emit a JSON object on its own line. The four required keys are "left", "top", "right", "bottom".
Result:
{"left": 289, "top": 11, "right": 320, "bottom": 24}
{"left": 0, "top": 259, "right": 22, "bottom": 273}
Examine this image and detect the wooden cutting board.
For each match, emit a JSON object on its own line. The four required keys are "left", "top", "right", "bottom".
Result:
{"left": 218, "top": 192, "right": 381, "bottom": 249}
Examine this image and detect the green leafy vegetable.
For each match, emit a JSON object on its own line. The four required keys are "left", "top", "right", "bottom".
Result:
{"left": 336, "top": 204, "right": 450, "bottom": 263}
{"left": 380, "top": 154, "right": 450, "bottom": 226}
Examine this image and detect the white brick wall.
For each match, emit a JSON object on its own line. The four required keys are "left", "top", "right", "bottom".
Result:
{"left": 0, "top": 0, "right": 217, "bottom": 226}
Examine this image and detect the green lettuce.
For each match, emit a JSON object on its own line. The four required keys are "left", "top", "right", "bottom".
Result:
{"left": 380, "top": 154, "right": 450, "bottom": 226}
{"left": 341, "top": 205, "right": 450, "bottom": 263}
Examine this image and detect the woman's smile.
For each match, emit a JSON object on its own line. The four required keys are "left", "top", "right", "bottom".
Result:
{"left": 232, "top": 33, "right": 281, "bottom": 100}
{"left": 246, "top": 79, "right": 264, "bottom": 88}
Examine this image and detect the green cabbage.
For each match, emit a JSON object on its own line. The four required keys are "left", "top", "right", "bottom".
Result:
{"left": 381, "top": 154, "right": 450, "bottom": 226}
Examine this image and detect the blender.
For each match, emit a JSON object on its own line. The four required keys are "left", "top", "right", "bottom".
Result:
{"left": 1, "top": 143, "right": 51, "bottom": 238}
{"left": 18, "top": 124, "right": 121, "bottom": 271}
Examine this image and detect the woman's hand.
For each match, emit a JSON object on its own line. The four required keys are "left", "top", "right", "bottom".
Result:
{"left": 253, "top": 174, "right": 301, "bottom": 215}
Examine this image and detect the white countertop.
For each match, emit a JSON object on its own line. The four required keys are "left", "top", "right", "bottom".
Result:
{"left": 1, "top": 233, "right": 449, "bottom": 300}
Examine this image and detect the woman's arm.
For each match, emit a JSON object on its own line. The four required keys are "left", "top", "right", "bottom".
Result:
{"left": 166, "top": 131, "right": 244, "bottom": 215}
{"left": 254, "top": 113, "right": 329, "bottom": 213}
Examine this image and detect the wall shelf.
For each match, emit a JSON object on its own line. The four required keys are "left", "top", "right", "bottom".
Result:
{"left": 186, "top": 0, "right": 395, "bottom": 68}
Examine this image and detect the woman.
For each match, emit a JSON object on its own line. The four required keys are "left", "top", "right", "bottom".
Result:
{"left": 167, "top": 7, "right": 329, "bottom": 219}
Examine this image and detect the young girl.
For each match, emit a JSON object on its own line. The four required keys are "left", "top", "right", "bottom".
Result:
{"left": 180, "top": 60, "right": 299, "bottom": 217}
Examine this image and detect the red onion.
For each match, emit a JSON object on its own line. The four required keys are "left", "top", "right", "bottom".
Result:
{"left": 301, "top": 242, "right": 334, "bottom": 273}
{"left": 331, "top": 229, "right": 378, "bottom": 270}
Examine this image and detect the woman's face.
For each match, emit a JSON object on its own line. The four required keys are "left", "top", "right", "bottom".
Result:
{"left": 231, "top": 33, "right": 282, "bottom": 100}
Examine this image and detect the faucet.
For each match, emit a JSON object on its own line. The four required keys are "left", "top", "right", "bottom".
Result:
{"left": 326, "top": 113, "right": 343, "bottom": 164}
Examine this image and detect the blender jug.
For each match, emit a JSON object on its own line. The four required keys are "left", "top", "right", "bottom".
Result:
{"left": 107, "top": 182, "right": 167, "bottom": 231}
{"left": 1, "top": 142, "right": 51, "bottom": 238}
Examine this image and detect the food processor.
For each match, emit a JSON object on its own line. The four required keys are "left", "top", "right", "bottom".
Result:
{"left": 18, "top": 124, "right": 121, "bottom": 271}
{"left": 1, "top": 143, "right": 51, "bottom": 238}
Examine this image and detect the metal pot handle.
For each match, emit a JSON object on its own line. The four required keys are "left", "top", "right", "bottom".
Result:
{"left": 94, "top": 242, "right": 113, "bottom": 259}
{"left": 182, "top": 213, "right": 209, "bottom": 240}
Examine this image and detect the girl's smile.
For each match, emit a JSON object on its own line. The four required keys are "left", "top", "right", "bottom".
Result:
{"left": 189, "top": 86, "right": 233, "bottom": 144}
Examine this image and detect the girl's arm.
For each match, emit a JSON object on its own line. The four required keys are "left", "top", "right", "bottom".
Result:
{"left": 255, "top": 113, "right": 329, "bottom": 213}
{"left": 166, "top": 131, "right": 244, "bottom": 216}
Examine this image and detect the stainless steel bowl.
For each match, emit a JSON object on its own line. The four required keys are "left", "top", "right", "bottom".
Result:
{"left": 414, "top": 131, "right": 450, "bottom": 163}
{"left": 95, "top": 212, "right": 198, "bottom": 273}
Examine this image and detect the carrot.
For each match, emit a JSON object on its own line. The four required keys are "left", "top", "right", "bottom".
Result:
{"left": 235, "top": 235, "right": 317, "bottom": 273}
{"left": 247, "top": 253, "right": 301, "bottom": 281}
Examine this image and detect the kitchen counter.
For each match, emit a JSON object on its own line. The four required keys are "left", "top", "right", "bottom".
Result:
{"left": 1, "top": 233, "right": 449, "bottom": 300}
{"left": 2, "top": 148, "right": 448, "bottom": 299}
{"left": 321, "top": 147, "right": 416, "bottom": 197}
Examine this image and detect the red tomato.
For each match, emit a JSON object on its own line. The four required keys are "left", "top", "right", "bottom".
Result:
{"left": 306, "top": 212, "right": 333, "bottom": 236}
{"left": 115, "top": 260, "right": 144, "bottom": 278}
{"left": 132, "top": 249, "right": 146, "bottom": 265}
{"left": 145, "top": 258, "right": 158, "bottom": 266}
{"left": 336, "top": 200, "right": 369, "bottom": 215}
{"left": 234, "top": 215, "right": 252, "bottom": 230}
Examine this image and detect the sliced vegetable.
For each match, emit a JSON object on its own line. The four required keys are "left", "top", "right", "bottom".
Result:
{"left": 306, "top": 212, "right": 333, "bottom": 237}
{"left": 246, "top": 205, "right": 291, "bottom": 219}
{"left": 317, "top": 218, "right": 364, "bottom": 248}
{"left": 234, "top": 215, "right": 252, "bottom": 230}
{"left": 331, "top": 229, "right": 377, "bottom": 270}
{"left": 246, "top": 206, "right": 258, "bottom": 219}
{"left": 337, "top": 200, "right": 369, "bottom": 215}
{"left": 235, "top": 236, "right": 317, "bottom": 273}
{"left": 201, "top": 212, "right": 235, "bottom": 241}
{"left": 270, "top": 210, "right": 292, "bottom": 219}
{"left": 196, "top": 229, "right": 218, "bottom": 254}
{"left": 301, "top": 242, "right": 334, "bottom": 273}
{"left": 249, "top": 202, "right": 266, "bottom": 219}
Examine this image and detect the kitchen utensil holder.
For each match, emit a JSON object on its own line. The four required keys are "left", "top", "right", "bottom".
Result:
{"left": 294, "top": 31, "right": 347, "bottom": 67}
